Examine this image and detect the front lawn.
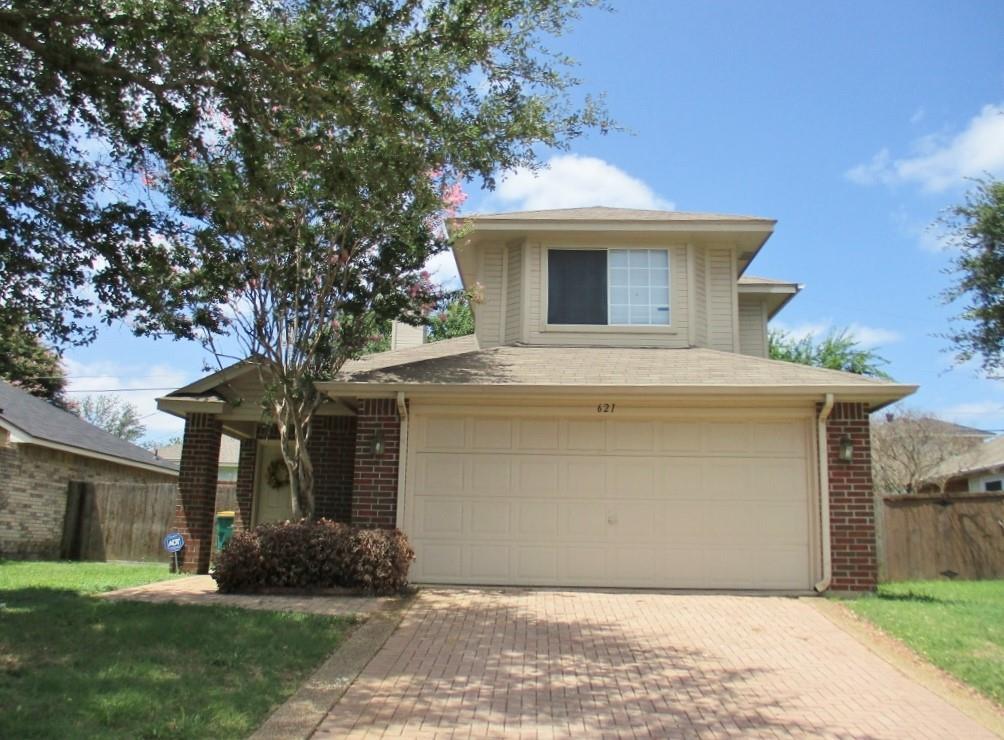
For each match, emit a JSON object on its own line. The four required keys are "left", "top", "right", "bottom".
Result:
{"left": 0, "top": 561, "right": 354, "bottom": 739}
{"left": 845, "top": 580, "right": 1004, "bottom": 705}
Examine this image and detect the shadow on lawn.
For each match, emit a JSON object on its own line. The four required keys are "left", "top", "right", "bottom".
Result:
{"left": 872, "top": 590, "right": 958, "bottom": 605}
{"left": 0, "top": 587, "right": 342, "bottom": 739}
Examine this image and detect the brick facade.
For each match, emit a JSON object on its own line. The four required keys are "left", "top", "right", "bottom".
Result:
{"left": 310, "top": 416, "right": 356, "bottom": 522}
{"left": 826, "top": 402, "right": 877, "bottom": 591}
{"left": 0, "top": 441, "right": 176, "bottom": 559}
{"left": 233, "top": 438, "right": 257, "bottom": 532}
{"left": 175, "top": 413, "right": 222, "bottom": 573}
{"left": 352, "top": 399, "right": 401, "bottom": 529}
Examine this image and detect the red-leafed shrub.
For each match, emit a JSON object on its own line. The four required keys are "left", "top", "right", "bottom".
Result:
{"left": 212, "top": 518, "right": 415, "bottom": 595}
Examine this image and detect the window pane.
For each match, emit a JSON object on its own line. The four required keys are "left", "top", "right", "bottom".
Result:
{"left": 609, "top": 304, "right": 629, "bottom": 324}
{"left": 548, "top": 250, "right": 608, "bottom": 325}
{"left": 609, "top": 250, "right": 630, "bottom": 268}
{"left": 605, "top": 249, "right": 671, "bottom": 326}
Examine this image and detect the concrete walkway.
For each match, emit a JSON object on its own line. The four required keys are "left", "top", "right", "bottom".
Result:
{"left": 100, "top": 575, "right": 391, "bottom": 617}
{"left": 315, "top": 588, "right": 998, "bottom": 739}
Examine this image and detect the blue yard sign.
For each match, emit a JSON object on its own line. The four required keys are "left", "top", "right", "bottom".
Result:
{"left": 163, "top": 532, "right": 185, "bottom": 553}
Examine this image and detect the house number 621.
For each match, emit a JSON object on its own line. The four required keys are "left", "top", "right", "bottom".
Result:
{"left": 596, "top": 403, "right": 616, "bottom": 413}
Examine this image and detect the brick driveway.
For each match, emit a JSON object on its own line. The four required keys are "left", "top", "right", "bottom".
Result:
{"left": 314, "top": 589, "right": 995, "bottom": 739}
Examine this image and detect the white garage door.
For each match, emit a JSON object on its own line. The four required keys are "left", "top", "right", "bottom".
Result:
{"left": 404, "top": 407, "right": 816, "bottom": 590}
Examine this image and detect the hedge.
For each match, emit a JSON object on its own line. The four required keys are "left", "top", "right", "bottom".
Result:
{"left": 212, "top": 519, "right": 415, "bottom": 595}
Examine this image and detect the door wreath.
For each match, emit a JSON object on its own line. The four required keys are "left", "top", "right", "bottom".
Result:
{"left": 266, "top": 458, "right": 290, "bottom": 489}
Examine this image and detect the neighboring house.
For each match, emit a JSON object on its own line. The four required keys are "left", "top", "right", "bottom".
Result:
{"left": 155, "top": 435, "right": 241, "bottom": 482}
{"left": 932, "top": 435, "right": 1004, "bottom": 494}
{"left": 0, "top": 379, "right": 178, "bottom": 558}
{"left": 158, "top": 207, "right": 916, "bottom": 592}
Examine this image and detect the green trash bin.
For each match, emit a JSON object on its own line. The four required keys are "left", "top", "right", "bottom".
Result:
{"left": 215, "top": 511, "right": 235, "bottom": 552}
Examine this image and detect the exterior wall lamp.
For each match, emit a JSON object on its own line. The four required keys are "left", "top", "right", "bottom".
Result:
{"left": 838, "top": 434, "right": 854, "bottom": 463}
{"left": 370, "top": 429, "right": 386, "bottom": 457}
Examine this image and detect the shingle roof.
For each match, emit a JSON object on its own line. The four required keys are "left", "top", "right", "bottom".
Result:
{"left": 156, "top": 435, "right": 241, "bottom": 467}
{"left": 0, "top": 379, "right": 178, "bottom": 474}
{"left": 328, "top": 343, "right": 915, "bottom": 406}
{"left": 342, "top": 335, "right": 480, "bottom": 374}
{"left": 932, "top": 435, "right": 1004, "bottom": 479}
{"left": 463, "top": 206, "right": 773, "bottom": 224}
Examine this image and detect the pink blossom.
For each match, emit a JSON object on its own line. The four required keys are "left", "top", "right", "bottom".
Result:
{"left": 441, "top": 182, "right": 467, "bottom": 216}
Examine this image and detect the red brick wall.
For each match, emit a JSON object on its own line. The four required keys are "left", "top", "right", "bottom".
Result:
{"left": 310, "top": 416, "right": 356, "bottom": 522}
{"left": 827, "top": 402, "right": 877, "bottom": 591}
{"left": 175, "top": 413, "right": 222, "bottom": 573}
{"left": 233, "top": 438, "right": 257, "bottom": 531}
{"left": 352, "top": 399, "right": 401, "bottom": 528}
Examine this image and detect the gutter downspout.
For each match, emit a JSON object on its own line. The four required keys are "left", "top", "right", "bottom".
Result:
{"left": 815, "top": 393, "right": 835, "bottom": 593}
{"left": 395, "top": 392, "right": 409, "bottom": 530}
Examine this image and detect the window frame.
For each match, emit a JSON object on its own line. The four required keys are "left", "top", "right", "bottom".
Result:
{"left": 542, "top": 245, "right": 675, "bottom": 333}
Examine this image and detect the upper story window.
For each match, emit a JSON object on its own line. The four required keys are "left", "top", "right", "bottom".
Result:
{"left": 547, "top": 248, "right": 670, "bottom": 326}
{"left": 985, "top": 479, "right": 1002, "bottom": 492}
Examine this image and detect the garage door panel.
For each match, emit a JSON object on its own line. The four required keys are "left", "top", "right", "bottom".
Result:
{"left": 516, "top": 419, "right": 560, "bottom": 451}
{"left": 469, "top": 500, "right": 511, "bottom": 536}
{"left": 515, "top": 501, "right": 558, "bottom": 538}
{"left": 567, "top": 420, "right": 606, "bottom": 451}
{"left": 417, "top": 542, "right": 463, "bottom": 579}
{"left": 473, "top": 418, "right": 512, "bottom": 449}
{"left": 408, "top": 410, "right": 814, "bottom": 590}
{"left": 565, "top": 460, "right": 607, "bottom": 497}
{"left": 558, "top": 501, "right": 606, "bottom": 538}
{"left": 414, "top": 498, "right": 464, "bottom": 537}
{"left": 516, "top": 546, "right": 557, "bottom": 580}
{"left": 610, "top": 421, "right": 656, "bottom": 452}
{"left": 609, "top": 460, "right": 656, "bottom": 497}
{"left": 423, "top": 417, "right": 467, "bottom": 449}
{"left": 417, "top": 454, "right": 465, "bottom": 492}
{"left": 468, "top": 544, "right": 511, "bottom": 579}
{"left": 517, "top": 459, "right": 559, "bottom": 494}
{"left": 470, "top": 457, "right": 511, "bottom": 493}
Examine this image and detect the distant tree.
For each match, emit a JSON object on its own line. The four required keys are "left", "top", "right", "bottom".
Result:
{"left": 0, "top": 323, "right": 73, "bottom": 409}
{"left": 78, "top": 394, "right": 146, "bottom": 443}
{"left": 768, "top": 328, "right": 891, "bottom": 379}
{"left": 941, "top": 177, "right": 1004, "bottom": 375}
{"left": 141, "top": 435, "right": 183, "bottom": 452}
{"left": 428, "top": 295, "right": 475, "bottom": 342}
{"left": 871, "top": 411, "right": 983, "bottom": 495}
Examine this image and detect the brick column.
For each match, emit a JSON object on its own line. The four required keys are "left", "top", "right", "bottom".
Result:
{"left": 827, "top": 402, "right": 877, "bottom": 591}
{"left": 352, "top": 399, "right": 400, "bottom": 528}
{"left": 175, "top": 413, "right": 222, "bottom": 573}
{"left": 234, "top": 437, "right": 257, "bottom": 532}
{"left": 310, "top": 416, "right": 356, "bottom": 522}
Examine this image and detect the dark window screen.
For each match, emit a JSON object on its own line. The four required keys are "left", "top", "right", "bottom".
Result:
{"left": 547, "top": 249, "right": 608, "bottom": 325}
{"left": 985, "top": 480, "right": 1002, "bottom": 492}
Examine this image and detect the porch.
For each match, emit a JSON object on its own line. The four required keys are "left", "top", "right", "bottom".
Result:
{"left": 159, "top": 394, "right": 403, "bottom": 574}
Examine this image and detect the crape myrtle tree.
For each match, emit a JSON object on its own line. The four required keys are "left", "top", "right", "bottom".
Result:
{"left": 1, "top": 1, "right": 609, "bottom": 518}
{"left": 942, "top": 177, "right": 1004, "bottom": 375}
{"left": 768, "top": 327, "right": 892, "bottom": 379}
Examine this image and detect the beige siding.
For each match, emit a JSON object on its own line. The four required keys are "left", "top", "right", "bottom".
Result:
{"left": 474, "top": 243, "right": 505, "bottom": 348}
{"left": 693, "top": 249, "right": 707, "bottom": 347}
{"left": 707, "top": 248, "right": 735, "bottom": 352}
{"left": 523, "top": 241, "right": 690, "bottom": 348}
{"left": 504, "top": 242, "right": 523, "bottom": 343}
{"left": 738, "top": 295, "right": 767, "bottom": 357}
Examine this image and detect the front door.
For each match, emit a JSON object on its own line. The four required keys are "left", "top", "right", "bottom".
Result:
{"left": 254, "top": 442, "right": 294, "bottom": 524}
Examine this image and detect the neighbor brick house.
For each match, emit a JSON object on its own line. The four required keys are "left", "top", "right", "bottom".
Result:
{"left": 0, "top": 379, "right": 178, "bottom": 558}
{"left": 158, "top": 207, "right": 916, "bottom": 591}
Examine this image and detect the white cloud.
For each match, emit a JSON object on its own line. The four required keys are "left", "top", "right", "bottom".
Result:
{"left": 938, "top": 400, "right": 1004, "bottom": 425}
{"left": 423, "top": 250, "right": 461, "bottom": 290}
{"left": 63, "top": 358, "right": 189, "bottom": 439}
{"left": 846, "top": 103, "right": 1004, "bottom": 192}
{"left": 909, "top": 107, "right": 926, "bottom": 125}
{"left": 770, "top": 319, "right": 901, "bottom": 348}
{"left": 492, "top": 154, "right": 675, "bottom": 211}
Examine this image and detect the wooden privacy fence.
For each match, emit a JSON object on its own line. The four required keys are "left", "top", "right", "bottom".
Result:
{"left": 881, "top": 493, "right": 1004, "bottom": 581}
{"left": 61, "top": 481, "right": 237, "bottom": 563}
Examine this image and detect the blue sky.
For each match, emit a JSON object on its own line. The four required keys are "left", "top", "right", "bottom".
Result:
{"left": 64, "top": 1, "right": 1004, "bottom": 441}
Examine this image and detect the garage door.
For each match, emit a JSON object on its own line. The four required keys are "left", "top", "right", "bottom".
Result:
{"left": 404, "top": 407, "right": 816, "bottom": 590}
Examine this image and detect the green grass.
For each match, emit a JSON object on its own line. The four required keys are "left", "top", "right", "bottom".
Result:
{"left": 0, "top": 561, "right": 354, "bottom": 739}
{"left": 844, "top": 580, "right": 1004, "bottom": 705}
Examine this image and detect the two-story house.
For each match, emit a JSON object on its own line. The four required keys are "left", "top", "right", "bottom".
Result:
{"left": 159, "top": 207, "right": 915, "bottom": 592}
